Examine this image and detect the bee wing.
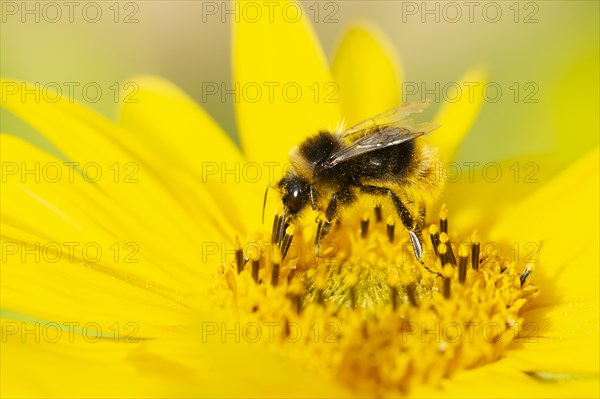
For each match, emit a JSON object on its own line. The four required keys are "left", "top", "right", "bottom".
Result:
{"left": 323, "top": 126, "right": 424, "bottom": 169}
{"left": 342, "top": 101, "right": 432, "bottom": 139}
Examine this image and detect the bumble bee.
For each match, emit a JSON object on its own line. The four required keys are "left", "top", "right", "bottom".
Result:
{"left": 266, "top": 101, "right": 442, "bottom": 261}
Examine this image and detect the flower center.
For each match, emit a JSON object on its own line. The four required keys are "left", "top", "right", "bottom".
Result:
{"left": 211, "top": 205, "right": 539, "bottom": 394}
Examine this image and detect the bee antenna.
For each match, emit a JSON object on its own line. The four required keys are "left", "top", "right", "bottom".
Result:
{"left": 262, "top": 183, "right": 270, "bottom": 224}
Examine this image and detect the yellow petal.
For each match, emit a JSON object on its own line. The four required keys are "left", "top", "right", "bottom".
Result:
{"left": 0, "top": 80, "right": 237, "bottom": 248}
{"left": 0, "top": 134, "right": 226, "bottom": 280}
{"left": 1, "top": 312, "right": 353, "bottom": 398}
{"left": 552, "top": 49, "right": 599, "bottom": 164}
{"left": 441, "top": 153, "right": 567, "bottom": 232}
{"left": 331, "top": 24, "right": 401, "bottom": 126}
{"left": 430, "top": 68, "right": 487, "bottom": 162}
{"left": 0, "top": 139, "right": 201, "bottom": 330}
{"left": 232, "top": 0, "right": 342, "bottom": 164}
{"left": 412, "top": 356, "right": 599, "bottom": 398}
{"left": 1, "top": 255, "right": 191, "bottom": 337}
{"left": 0, "top": 328, "right": 228, "bottom": 398}
{"left": 513, "top": 302, "right": 599, "bottom": 373}
{"left": 0, "top": 336, "right": 197, "bottom": 398}
{"left": 118, "top": 76, "right": 243, "bottom": 170}
{"left": 413, "top": 301, "right": 599, "bottom": 396}
{"left": 117, "top": 76, "right": 258, "bottom": 234}
{"left": 489, "top": 147, "right": 599, "bottom": 306}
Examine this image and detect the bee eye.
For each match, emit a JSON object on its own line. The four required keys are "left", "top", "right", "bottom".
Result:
{"left": 279, "top": 175, "right": 308, "bottom": 215}
{"left": 289, "top": 188, "right": 302, "bottom": 212}
{"left": 288, "top": 187, "right": 303, "bottom": 213}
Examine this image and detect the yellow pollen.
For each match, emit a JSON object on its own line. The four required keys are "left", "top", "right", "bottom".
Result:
{"left": 439, "top": 203, "right": 448, "bottom": 233}
{"left": 442, "top": 263, "right": 453, "bottom": 299}
{"left": 458, "top": 244, "right": 469, "bottom": 284}
{"left": 386, "top": 216, "right": 395, "bottom": 243}
{"left": 458, "top": 243, "right": 469, "bottom": 258}
{"left": 387, "top": 271, "right": 400, "bottom": 288}
{"left": 439, "top": 203, "right": 448, "bottom": 219}
{"left": 345, "top": 272, "right": 359, "bottom": 288}
{"left": 438, "top": 242, "right": 447, "bottom": 255}
{"left": 360, "top": 212, "right": 370, "bottom": 238}
{"left": 212, "top": 205, "right": 540, "bottom": 394}
{"left": 429, "top": 223, "right": 439, "bottom": 235}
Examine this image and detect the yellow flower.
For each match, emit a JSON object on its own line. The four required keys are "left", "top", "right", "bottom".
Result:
{"left": 1, "top": 1, "right": 598, "bottom": 397}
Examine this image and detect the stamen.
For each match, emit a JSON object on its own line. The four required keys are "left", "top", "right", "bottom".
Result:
{"left": 235, "top": 238, "right": 244, "bottom": 274}
{"left": 429, "top": 224, "right": 440, "bottom": 258}
{"left": 246, "top": 244, "right": 261, "bottom": 282}
{"left": 278, "top": 211, "right": 288, "bottom": 247}
{"left": 390, "top": 287, "right": 398, "bottom": 310}
{"left": 401, "top": 275, "right": 419, "bottom": 307}
{"left": 315, "top": 273, "right": 326, "bottom": 305}
{"left": 458, "top": 244, "right": 469, "bottom": 284}
{"left": 252, "top": 260, "right": 259, "bottom": 283}
{"left": 271, "top": 249, "right": 282, "bottom": 287}
{"left": 437, "top": 241, "right": 449, "bottom": 267}
{"left": 360, "top": 213, "right": 369, "bottom": 239}
{"left": 520, "top": 263, "right": 535, "bottom": 286}
{"left": 374, "top": 204, "right": 383, "bottom": 223}
{"left": 271, "top": 213, "right": 282, "bottom": 244}
{"left": 281, "top": 225, "right": 295, "bottom": 260}
{"left": 440, "top": 232, "right": 457, "bottom": 267}
{"left": 499, "top": 259, "right": 508, "bottom": 274}
{"left": 439, "top": 203, "right": 448, "bottom": 234}
{"left": 387, "top": 273, "right": 399, "bottom": 311}
{"left": 289, "top": 278, "right": 304, "bottom": 314}
{"left": 386, "top": 216, "right": 395, "bottom": 243}
{"left": 442, "top": 264, "right": 453, "bottom": 299}
{"left": 471, "top": 231, "right": 481, "bottom": 271}
{"left": 345, "top": 272, "right": 358, "bottom": 309}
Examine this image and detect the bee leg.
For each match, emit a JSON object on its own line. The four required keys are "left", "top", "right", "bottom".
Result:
{"left": 358, "top": 185, "right": 414, "bottom": 232}
{"left": 323, "top": 186, "right": 355, "bottom": 236}
{"left": 315, "top": 191, "right": 343, "bottom": 257}
{"left": 358, "top": 184, "right": 430, "bottom": 263}
{"left": 315, "top": 221, "right": 332, "bottom": 260}
{"left": 314, "top": 219, "right": 323, "bottom": 258}
{"left": 309, "top": 186, "right": 318, "bottom": 210}
{"left": 317, "top": 192, "right": 338, "bottom": 249}
{"left": 315, "top": 187, "right": 354, "bottom": 257}
{"left": 314, "top": 201, "right": 335, "bottom": 259}
{"left": 314, "top": 220, "right": 333, "bottom": 259}
{"left": 413, "top": 204, "right": 427, "bottom": 243}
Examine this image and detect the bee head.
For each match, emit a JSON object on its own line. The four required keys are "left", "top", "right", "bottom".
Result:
{"left": 278, "top": 173, "right": 310, "bottom": 215}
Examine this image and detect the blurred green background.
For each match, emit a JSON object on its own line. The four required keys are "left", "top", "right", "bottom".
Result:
{"left": 1, "top": 0, "right": 598, "bottom": 176}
